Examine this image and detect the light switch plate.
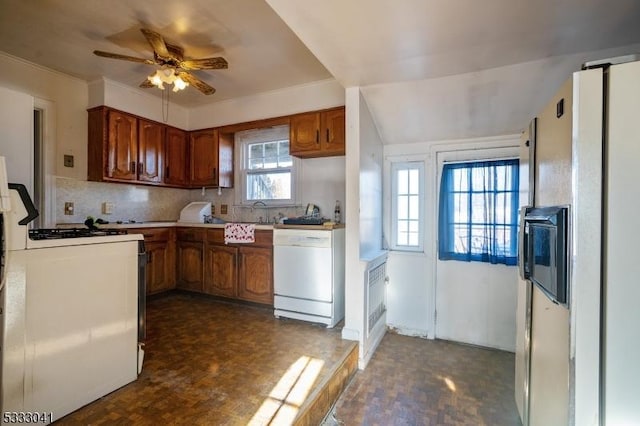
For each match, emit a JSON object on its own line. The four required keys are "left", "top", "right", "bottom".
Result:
{"left": 64, "top": 202, "right": 74, "bottom": 215}
{"left": 221, "top": 204, "right": 228, "bottom": 214}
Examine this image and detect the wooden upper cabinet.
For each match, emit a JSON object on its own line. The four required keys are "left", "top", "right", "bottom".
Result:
{"left": 107, "top": 110, "right": 138, "bottom": 181}
{"left": 89, "top": 106, "right": 168, "bottom": 186}
{"left": 290, "top": 112, "right": 322, "bottom": 156}
{"left": 321, "top": 107, "right": 346, "bottom": 156}
{"left": 190, "top": 129, "right": 219, "bottom": 187}
{"left": 189, "top": 129, "right": 233, "bottom": 188}
{"left": 138, "top": 119, "right": 164, "bottom": 184}
{"left": 165, "top": 127, "right": 189, "bottom": 186}
{"left": 290, "top": 106, "right": 345, "bottom": 158}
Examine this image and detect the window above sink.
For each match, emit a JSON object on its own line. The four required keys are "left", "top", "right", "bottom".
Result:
{"left": 236, "top": 125, "right": 299, "bottom": 206}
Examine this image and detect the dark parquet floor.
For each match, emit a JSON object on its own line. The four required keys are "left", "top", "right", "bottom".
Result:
{"left": 329, "top": 334, "right": 522, "bottom": 426}
{"left": 55, "top": 293, "right": 354, "bottom": 426}
{"left": 56, "top": 292, "right": 521, "bottom": 426}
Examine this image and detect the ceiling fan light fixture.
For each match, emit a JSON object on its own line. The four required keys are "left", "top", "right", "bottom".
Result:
{"left": 173, "top": 75, "right": 189, "bottom": 92}
{"left": 147, "top": 68, "right": 188, "bottom": 92}
{"left": 147, "top": 70, "right": 165, "bottom": 89}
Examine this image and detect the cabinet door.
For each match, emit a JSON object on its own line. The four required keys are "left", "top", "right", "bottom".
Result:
{"left": 165, "top": 127, "right": 189, "bottom": 186}
{"left": 238, "top": 246, "right": 273, "bottom": 304}
{"left": 138, "top": 119, "right": 164, "bottom": 184}
{"left": 146, "top": 241, "right": 174, "bottom": 294}
{"left": 107, "top": 110, "right": 138, "bottom": 180}
{"left": 190, "top": 129, "right": 219, "bottom": 187}
{"left": 176, "top": 241, "right": 204, "bottom": 292}
{"left": 290, "top": 112, "right": 321, "bottom": 156}
{"left": 204, "top": 244, "right": 237, "bottom": 297}
{"left": 321, "top": 107, "right": 345, "bottom": 156}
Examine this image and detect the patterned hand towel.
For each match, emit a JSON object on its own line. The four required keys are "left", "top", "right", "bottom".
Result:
{"left": 224, "top": 223, "right": 256, "bottom": 244}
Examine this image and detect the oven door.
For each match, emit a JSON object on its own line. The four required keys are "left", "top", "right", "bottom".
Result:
{"left": 137, "top": 240, "right": 147, "bottom": 342}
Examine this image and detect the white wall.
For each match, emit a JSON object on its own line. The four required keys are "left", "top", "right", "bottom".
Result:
{"left": 0, "top": 52, "right": 88, "bottom": 181}
{"left": 342, "top": 87, "right": 385, "bottom": 367}
{"left": 189, "top": 79, "right": 344, "bottom": 129}
{"left": 298, "top": 156, "right": 345, "bottom": 217}
{"left": 0, "top": 86, "right": 33, "bottom": 191}
{"left": 384, "top": 135, "right": 519, "bottom": 351}
{"left": 89, "top": 78, "right": 189, "bottom": 130}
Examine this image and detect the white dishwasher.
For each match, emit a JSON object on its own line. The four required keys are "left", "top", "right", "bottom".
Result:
{"left": 273, "top": 227, "right": 345, "bottom": 328}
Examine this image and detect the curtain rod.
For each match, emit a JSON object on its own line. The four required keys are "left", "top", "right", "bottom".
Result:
{"left": 442, "top": 156, "right": 518, "bottom": 165}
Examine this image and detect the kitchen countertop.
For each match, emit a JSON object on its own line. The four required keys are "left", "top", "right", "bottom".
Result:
{"left": 273, "top": 223, "right": 345, "bottom": 230}
{"left": 56, "top": 221, "right": 275, "bottom": 230}
{"left": 57, "top": 221, "right": 347, "bottom": 231}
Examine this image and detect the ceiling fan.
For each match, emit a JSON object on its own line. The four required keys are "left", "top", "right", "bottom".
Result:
{"left": 93, "top": 28, "right": 228, "bottom": 95}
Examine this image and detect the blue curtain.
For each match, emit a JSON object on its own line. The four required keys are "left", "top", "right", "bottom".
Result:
{"left": 438, "top": 159, "right": 519, "bottom": 266}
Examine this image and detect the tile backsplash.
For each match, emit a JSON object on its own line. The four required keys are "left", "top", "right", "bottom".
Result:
{"left": 56, "top": 177, "right": 192, "bottom": 224}
{"left": 55, "top": 178, "right": 306, "bottom": 224}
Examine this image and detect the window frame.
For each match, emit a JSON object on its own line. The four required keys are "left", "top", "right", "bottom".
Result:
{"left": 391, "top": 161, "right": 425, "bottom": 252}
{"left": 437, "top": 158, "right": 519, "bottom": 266}
{"left": 236, "top": 125, "right": 298, "bottom": 206}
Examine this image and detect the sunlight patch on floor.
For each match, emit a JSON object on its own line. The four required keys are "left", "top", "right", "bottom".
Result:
{"left": 249, "top": 355, "right": 325, "bottom": 425}
{"left": 437, "top": 375, "right": 457, "bottom": 392}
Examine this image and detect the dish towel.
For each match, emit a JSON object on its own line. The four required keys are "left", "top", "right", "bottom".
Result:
{"left": 224, "top": 223, "right": 256, "bottom": 244}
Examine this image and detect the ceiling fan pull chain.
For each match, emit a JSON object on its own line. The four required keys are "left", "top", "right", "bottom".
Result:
{"left": 162, "top": 89, "right": 169, "bottom": 123}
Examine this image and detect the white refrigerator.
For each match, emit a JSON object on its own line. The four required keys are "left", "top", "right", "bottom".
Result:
{"left": 515, "top": 58, "right": 640, "bottom": 425}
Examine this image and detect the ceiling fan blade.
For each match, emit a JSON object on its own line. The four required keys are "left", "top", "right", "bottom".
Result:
{"left": 140, "top": 28, "right": 171, "bottom": 60}
{"left": 93, "top": 50, "right": 155, "bottom": 65}
{"left": 178, "top": 72, "right": 216, "bottom": 95}
{"left": 139, "top": 79, "right": 155, "bottom": 89}
{"left": 179, "top": 57, "right": 228, "bottom": 70}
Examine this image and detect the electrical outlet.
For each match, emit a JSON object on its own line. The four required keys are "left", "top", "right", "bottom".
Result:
{"left": 221, "top": 204, "right": 228, "bottom": 214}
{"left": 64, "top": 202, "right": 74, "bottom": 215}
{"left": 63, "top": 154, "right": 74, "bottom": 167}
{"left": 211, "top": 205, "right": 216, "bottom": 214}
{"left": 102, "top": 202, "right": 114, "bottom": 214}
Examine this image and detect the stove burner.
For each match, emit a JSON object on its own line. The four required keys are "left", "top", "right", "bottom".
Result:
{"left": 29, "top": 228, "right": 128, "bottom": 240}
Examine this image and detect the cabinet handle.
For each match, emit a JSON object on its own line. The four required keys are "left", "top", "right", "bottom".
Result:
{"left": 213, "top": 167, "right": 217, "bottom": 178}
{"left": 130, "top": 161, "right": 136, "bottom": 174}
{"left": 326, "top": 128, "right": 330, "bottom": 143}
{"left": 165, "top": 166, "right": 170, "bottom": 178}
{"left": 316, "top": 130, "right": 319, "bottom": 144}
{"left": 139, "top": 162, "right": 144, "bottom": 174}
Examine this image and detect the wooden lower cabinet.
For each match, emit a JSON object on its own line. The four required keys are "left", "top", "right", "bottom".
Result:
{"left": 204, "top": 244, "right": 237, "bottom": 297}
{"left": 199, "top": 228, "right": 273, "bottom": 305}
{"left": 128, "top": 227, "right": 175, "bottom": 295}
{"left": 146, "top": 241, "right": 175, "bottom": 294}
{"left": 238, "top": 246, "right": 273, "bottom": 304}
{"left": 176, "top": 240, "right": 204, "bottom": 292}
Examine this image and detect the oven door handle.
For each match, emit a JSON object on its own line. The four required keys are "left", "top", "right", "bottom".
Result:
{"left": 8, "top": 183, "right": 39, "bottom": 225}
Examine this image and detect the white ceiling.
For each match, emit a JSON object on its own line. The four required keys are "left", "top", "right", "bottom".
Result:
{"left": 0, "top": 0, "right": 332, "bottom": 106}
{"left": 2, "top": 0, "right": 640, "bottom": 142}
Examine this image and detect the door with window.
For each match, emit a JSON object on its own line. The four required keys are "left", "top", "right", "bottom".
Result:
{"left": 435, "top": 155, "right": 519, "bottom": 350}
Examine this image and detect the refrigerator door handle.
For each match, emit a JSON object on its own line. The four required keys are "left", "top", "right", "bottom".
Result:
{"left": 518, "top": 206, "right": 530, "bottom": 280}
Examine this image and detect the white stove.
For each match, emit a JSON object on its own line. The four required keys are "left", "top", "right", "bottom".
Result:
{"left": 0, "top": 157, "right": 145, "bottom": 424}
